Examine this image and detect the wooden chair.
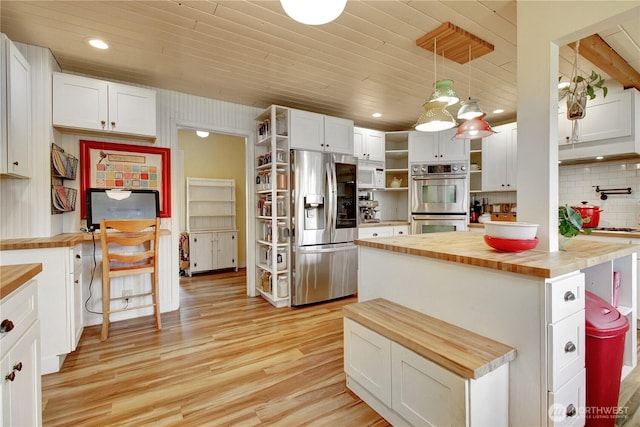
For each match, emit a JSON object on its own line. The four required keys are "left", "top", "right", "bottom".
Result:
{"left": 100, "top": 218, "right": 161, "bottom": 341}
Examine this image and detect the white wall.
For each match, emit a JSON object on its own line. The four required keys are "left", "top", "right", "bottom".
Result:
{"left": 559, "top": 159, "right": 640, "bottom": 228}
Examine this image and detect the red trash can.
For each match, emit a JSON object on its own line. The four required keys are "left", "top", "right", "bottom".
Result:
{"left": 585, "top": 291, "right": 629, "bottom": 427}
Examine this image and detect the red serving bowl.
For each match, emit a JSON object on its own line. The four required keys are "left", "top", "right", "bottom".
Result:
{"left": 484, "top": 235, "right": 539, "bottom": 252}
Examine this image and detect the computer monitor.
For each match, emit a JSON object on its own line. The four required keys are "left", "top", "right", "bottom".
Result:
{"left": 86, "top": 188, "right": 160, "bottom": 231}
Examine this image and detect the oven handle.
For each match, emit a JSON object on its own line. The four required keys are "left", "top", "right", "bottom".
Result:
{"left": 412, "top": 215, "right": 468, "bottom": 220}
{"left": 412, "top": 175, "right": 467, "bottom": 181}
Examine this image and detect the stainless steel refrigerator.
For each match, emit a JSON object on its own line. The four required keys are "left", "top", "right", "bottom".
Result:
{"left": 290, "top": 150, "right": 358, "bottom": 306}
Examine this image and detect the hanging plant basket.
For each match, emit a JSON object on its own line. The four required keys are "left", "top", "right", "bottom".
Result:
{"left": 566, "top": 92, "right": 588, "bottom": 120}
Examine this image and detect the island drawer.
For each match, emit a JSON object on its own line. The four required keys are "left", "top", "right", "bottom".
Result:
{"left": 547, "top": 309, "right": 585, "bottom": 390}
{"left": 547, "top": 273, "right": 585, "bottom": 323}
{"left": 548, "top": 369, "right": 586, "bottom": 427}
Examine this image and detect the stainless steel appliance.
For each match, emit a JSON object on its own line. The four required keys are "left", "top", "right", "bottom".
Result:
{"left": 358, "top": 192, "right": 380, "bottom": 223}
{"left": 290, "top": 150, "right": 358, "bottom": 306}
{"left": 411, "top": 163, "right": 468, "bottom": 233}
{"left": 357, "top": 159, "right": 385, "bottom": 189}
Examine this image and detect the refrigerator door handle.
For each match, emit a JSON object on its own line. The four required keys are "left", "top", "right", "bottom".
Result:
{"left": 326, "top": 161, "right": 335, "bottom": 235}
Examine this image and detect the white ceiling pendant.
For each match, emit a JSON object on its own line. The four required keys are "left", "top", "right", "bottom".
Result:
{"left": 280, "top": 0, "right": 347, "bottom": 25}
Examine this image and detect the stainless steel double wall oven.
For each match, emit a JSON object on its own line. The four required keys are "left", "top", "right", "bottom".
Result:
{"left": 410, "top": 163, "right": 469, "bottom": 234}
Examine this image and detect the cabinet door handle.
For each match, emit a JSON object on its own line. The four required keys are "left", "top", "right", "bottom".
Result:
{"left": 564, "top": 291, "right": 576, "bottom": 302}
{"left": 564, "top": 341, "right": 576, "bottom": 353}
{"left": 397, "top": 231, "right": 404, "bottom": 235}
{"left": 0, "top": 319, "right": 14, "bottom": 333}
{"left": 12, "top": 161, "right": 18, "bottom": 166}
{"left": 13, "top": 362, "right": 22, "bottom": 372}
{"left": 101, "top": 120, "right": 106, "bottom": 128}
{"left": 5, "top": 371, "right": 16, "bottom": 382}
{"left": 566, "top": 404, "right": 576, "bottom": 417}
{"left": 111, "top": 121, "right": 116, "bottom": 128}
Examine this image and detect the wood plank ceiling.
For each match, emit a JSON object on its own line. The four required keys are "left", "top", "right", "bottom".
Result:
{"left": 1, "top": 1, "right": 639, "bottom": 131}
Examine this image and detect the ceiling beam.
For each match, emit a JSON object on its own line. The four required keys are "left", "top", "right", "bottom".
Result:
{"left": 570, "top": 34, "right": 640, "bottom": 91}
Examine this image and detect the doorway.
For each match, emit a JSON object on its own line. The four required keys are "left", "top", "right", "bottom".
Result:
{"left": 177, "top": 129, "right": 247, "bottom": 271}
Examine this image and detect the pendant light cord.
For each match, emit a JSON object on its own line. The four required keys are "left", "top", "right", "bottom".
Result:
{"left": 467, "top": 45, "right": 472, "bottom": 99}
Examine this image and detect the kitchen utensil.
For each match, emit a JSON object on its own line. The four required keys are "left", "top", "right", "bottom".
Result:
{"left": 572, "top": 201, "right": 603, "bottom": 228}
{"left": 484, "top": 235, "right": 539, "bottom": 252}
{"left": 484, "top": 221, "right": 539, "bottom": 240}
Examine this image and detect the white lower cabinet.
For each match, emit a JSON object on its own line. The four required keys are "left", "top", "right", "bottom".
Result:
{"left": 189, "top": 230, "right": 238, "bottom": 275}
{"left": 1, "top": 280, "right": 41, "bottom": 427}
{"left": 391, "top": 343, "right": 467, "bottom": 426}
{"left": 358, "top": 225, "right": 409, "bottom": 239}
{"left": 0, "top": 245, "right": 83, "bottom": 374}
{"left": 344, "top": 318, "right": 508, "bottom": 426}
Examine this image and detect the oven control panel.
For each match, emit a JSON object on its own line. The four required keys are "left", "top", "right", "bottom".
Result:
{"left": 411, "top": 163, "right": 468, "bottom": 175}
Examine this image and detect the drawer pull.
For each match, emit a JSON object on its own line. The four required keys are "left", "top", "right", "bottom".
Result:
{"left": 566, "top": 404, "right": 577, "bottom": 417}
{"left": 564, "top": 341, "right": 576, "bottom": 353}
{"left": 372, "top": 233, "right": 378, "bottom": 237}
{"left": 564, "top": 291, "right": 576, "bottom": 302}
{"left": 5, "top": 371, "right": 15, "bottom": 382}
{"left": 0, "top": 319, "right": 14, "bottom": 333}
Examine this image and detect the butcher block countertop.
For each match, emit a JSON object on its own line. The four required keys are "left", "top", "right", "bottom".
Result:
{"left": 354, "top": 231, "right": 638, "bottom": 278}
{"left": 0, "top": 229, "right": 171, "bottom": 251}
{"left": 468, "top": 223, "right": 640, "bottom": 239}
{"left": 0, "top": 263, "right": 42, "bottom": 299}
{"left": 344, "top": 298, "right": 516, "bottom": 379}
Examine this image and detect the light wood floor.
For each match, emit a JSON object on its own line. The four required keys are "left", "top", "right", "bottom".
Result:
{"left": 41, "top": 269, "right": 390, "bottom": 426}
{"left": 41, "top": 269, "right": 640, "bottom": 426}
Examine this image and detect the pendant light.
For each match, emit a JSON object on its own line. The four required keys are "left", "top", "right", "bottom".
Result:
{"left": 457, "top": 46, "right": 484, "bottom": 120}
{"left": 414, "top": 38, "right": 457, "bottom": 132}
{"left": 454, "top": 46, "right": 493, "bottom": 139}
{"left": 280, "top": 0, "right": 347, "bottom": 25}
{"left": 454, "top": 114, "right": 494, "bottom": 139}
{"left": 415, "top": 101, "right": 457, "bottom": 132}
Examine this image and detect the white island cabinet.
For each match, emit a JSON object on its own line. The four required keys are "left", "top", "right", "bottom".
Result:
{"left": 355, "top": 232, "right": 637, "bottom": 427}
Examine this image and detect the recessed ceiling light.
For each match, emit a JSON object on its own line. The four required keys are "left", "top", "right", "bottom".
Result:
{"left": 493, "top": 109, "right": 504, "bottom": 114}
{"left": 595, "top": 156, "right": 604, "bottom": 160}
{"left": 371, "top": 113, "right": 382, "bottom": 118}
{"left": 196, "top": 131, "right": 210, "bottom": 138}
{"left": 88, "top": 39, "right": 109, "bottom": 50}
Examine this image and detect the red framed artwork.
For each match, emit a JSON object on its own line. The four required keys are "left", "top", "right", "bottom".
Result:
{"left": 80, "top": 140, "right": 171, "bottom": 218}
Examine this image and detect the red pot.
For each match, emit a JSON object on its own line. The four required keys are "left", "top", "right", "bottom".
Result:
{"left": 572, "top": 202, "right": 603, "bottom": 228}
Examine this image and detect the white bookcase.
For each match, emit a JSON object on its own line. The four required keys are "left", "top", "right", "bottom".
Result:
{"left": 186, "top": 177, "right": 237, "bottom": 275}
{"left": 255, "top": 105, "right": 291, "bottom": 307}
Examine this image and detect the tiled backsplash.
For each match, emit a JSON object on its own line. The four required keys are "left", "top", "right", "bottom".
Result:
{"left": 559, "top": 159, "right": 640, "bottom": 228}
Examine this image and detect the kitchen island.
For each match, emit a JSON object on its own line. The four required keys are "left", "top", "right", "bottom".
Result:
{"left": 353, "top": 232, "right": 638, "bottom": 427}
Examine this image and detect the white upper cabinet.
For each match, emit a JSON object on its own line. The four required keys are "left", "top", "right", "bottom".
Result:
{"left": 53, "top": 72, "right": 156, "bottom": 139}
{"left": 559, "top": 88, "right": 639, "bottom": 162}
{"left": 558, "top": 89, "right": 633, "bottom": 145}
{"left": 482, "top": 122, "right": 517, "bottom": 191}
{"left": 290, "top": 109, "right": 353, "bottom": 154}
{"left": 1, "top": 34, "right": 31, "bottom": 178}
{"left": 409, "top": 129, "right": 468, "bottom": 163}
{"left": 354, "top": 126, "right": 385, "bottom": 161}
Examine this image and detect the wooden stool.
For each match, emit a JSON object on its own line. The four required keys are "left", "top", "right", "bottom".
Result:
{"left": 100, "top": 218, "right": 161, "bottom": 341}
